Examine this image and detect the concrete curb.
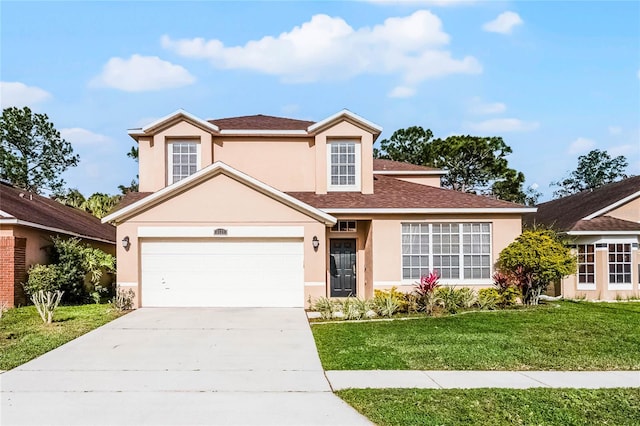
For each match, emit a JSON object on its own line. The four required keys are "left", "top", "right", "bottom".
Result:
{"left": 326, "top": 370, "right": 640, "bottom": 390}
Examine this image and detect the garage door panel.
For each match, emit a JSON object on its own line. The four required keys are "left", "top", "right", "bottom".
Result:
{"left": 141, "top": 240, "right": 304, "bottom": 307}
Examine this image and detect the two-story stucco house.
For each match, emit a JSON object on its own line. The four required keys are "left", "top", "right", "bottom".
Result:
{"left": 103, "top": 109, "right": 534, "bottom": 308}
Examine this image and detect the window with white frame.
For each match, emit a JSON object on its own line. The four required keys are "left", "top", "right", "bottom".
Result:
{"left": 328, "top": 141, "right": 360, "bottom": 191}
{"left": 168, "top": 141, "right": 199, "bottom": 184}
{"left": 577, "top": 244, "right": 595, "bottom": 285}
{"left": 332, "top": 221, "right": 357, "bottom": 232}
{"left": 402, "top": 223, "right": 491, "bottom": 281}
{"left": 608, "top": 243, "right": 631, "bottom": 284}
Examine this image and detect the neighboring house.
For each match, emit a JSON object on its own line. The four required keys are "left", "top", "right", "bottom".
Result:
{"left": 530, "top": 176, "right": 640, "bottom": 300}
{"left": 0, "top": 182, "right": 116, "bottom": 307}
{"left": 103, "top": 109, "right": 534, "bottom": 308}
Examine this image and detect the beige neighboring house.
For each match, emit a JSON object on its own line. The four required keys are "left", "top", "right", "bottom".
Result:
{"left": 102, "top": 109, "right": 535, "bottom": 308}
{"left": 0, "top": 182, "right": 116, "bottom": 307}
{"left": 530, "top": 176, "right": 640, "bottom": 300}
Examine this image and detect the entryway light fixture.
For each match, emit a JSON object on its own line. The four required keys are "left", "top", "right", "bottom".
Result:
{"left": 122, "top": 236, "right": 130, "bottom": 251}
{"left": 312, "top": 236, "right": 320, "bottom": 251}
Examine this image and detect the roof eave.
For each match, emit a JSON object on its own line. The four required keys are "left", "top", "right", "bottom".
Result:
{"left": 129, "top": 109, "right": 221, "bottom": 141}
{"left": 567, "top": 230, "right": 640, "bottom": 236}
{"left": 373, "top": 170, "right": 447, "bottom": 176}
{"left": 0, "top": 218, "right": 115, "bottom": 244}
{"left": 102, "top": 162, "right": 337, "bottom": 226}
{"left": 321, "top": 207, "right": 537, "bottom": 214}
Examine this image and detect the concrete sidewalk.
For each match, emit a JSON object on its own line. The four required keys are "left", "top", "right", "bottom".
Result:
{"left": 326, "top": 370, "right": 640, "bottom": 390}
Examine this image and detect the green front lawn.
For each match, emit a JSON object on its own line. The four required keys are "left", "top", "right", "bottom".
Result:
{"left": 338, "top": 388, "right": 640, "bottom": 426}
{"left": 312, "top": 301, "right": 640, "bottom": 370}
{"left": 0, "top": 304, "right": 125, "bottom": 370}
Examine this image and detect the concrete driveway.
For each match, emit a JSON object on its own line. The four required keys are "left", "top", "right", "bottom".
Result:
{"left": 0, "top": 308, "right": 370, "bottom": 425}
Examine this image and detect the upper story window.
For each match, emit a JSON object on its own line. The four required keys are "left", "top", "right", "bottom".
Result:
{"left": 168, "top": 141, "right": 200, "bottom": 184}
{"left": 327, "top": 141, "right": 360, "bottom": 191}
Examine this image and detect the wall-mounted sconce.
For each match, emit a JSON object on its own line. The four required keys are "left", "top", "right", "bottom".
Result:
{"left": 121, "top": 236, "right": 130, "bottom": 251}
{"left": 312, "top": 236, "right": 320, "bottom": 252}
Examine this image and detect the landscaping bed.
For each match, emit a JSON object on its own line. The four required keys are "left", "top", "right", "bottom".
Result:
{"left": 0, "top": 304, "right": 125, "bottom": 370}
{"left": 312, "top": 301, "right": 640, "bottom": 370}
{"left": 337, "top": 387, "right": 640, "bottom": 426}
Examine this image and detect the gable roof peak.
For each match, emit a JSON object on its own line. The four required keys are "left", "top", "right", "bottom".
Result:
{"left": 307, "top": 109, "right": 382, "bottom": 134}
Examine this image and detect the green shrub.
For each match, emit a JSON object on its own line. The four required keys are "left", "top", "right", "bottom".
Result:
{"left": 374, "top": 287, "right": 408, "bottom": 313}
{"left": 23, "top": 264, "right": 62, "bottom": 295}
{"left": 111, "top": 288, "right": 135, "bottom": 312}
{"left": 436, "top": 286, "right": 460, "bottom": 314}
{"left": 403, "top": 292, "right": 421, "bottom": 314}
{"left": 312, "top": 297, "right": 336, "bottom": 320}
{"left": 341, "top": 297, "right": 370, "bottom": 320}
{"left": 497, "top": 228, "right": 576, "bottom": 305}
{"left": 372, "top": 292, "right": 400, "bottom": 318}
{"left": 500, "top": 286, "right": 520, "bottom": 307}
{"left": 478, "top": 288, "right": 500, "bottom": 310}
{"left": 456, "top": 287, "right": 477, "bottom": 308}
{"left": 50, "top": 238, "right": 86, "bottom": 301}
{"left": 50, "top": 237, "right": 116, "bottom": 303}
{"left": 492, "top": 271, "right": 519, "bottom": 308}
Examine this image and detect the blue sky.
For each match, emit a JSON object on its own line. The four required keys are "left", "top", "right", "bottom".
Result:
{"left": 2, "top": 0, "right": 638, "bottom": 201}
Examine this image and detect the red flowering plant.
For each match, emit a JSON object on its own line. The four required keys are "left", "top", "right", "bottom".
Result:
{"left": 414, "top": 270, "right": 441, "bottom": 314}
{"left": 415, "top": 270, "right": 440, "bottom": 297}
{"left": 492, "top": 270, "right": 519, "bottom": 307}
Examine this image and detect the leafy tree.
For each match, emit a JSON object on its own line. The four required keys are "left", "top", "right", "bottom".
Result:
{"left": 375, "top": 128, "right": 527, "bottom": 202}
{"left": 551, "top": 149, "right": 628, "bottom": 198}
{"left": 53, "top": 188, "right": 86, "bottom": 209}
{"left": 82, "top": 192, "right": 121, "bottom": 219}
{"left": 497, "top": 229, "right": 576, "bottom": 305}
{"left": 523, "top": 185, "right": 542, "bottom": 207}
{"left": 373, "top": 126, "right": 433, "bottom": 164}
{"left": 53, "top": 189, "right": 120, "bottom": 219}
{"left": 118, "top": 145, "right": 139, "bottom": 194}
{"left": 0, "top": 107, "right": 79, "bottom": 193}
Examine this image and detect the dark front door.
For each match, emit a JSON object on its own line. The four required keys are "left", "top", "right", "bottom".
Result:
{"left": 330, "top": 239, "right": 356, "bottom": 297}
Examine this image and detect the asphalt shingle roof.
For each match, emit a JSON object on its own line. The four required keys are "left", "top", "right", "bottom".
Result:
{"left": 373, "top": 159, "right": 443, "bottom": 172}
{"left": 208, "top": 115, "right": 315, "bottom": 131}
{"left": 0, "top": 182, "right": 116, "bottom": 242}
{"left": 530, "top": 176, "right": 640, "bottom": 231}
{"left": 287, "top": 175, "right": 524, "bottom": 209}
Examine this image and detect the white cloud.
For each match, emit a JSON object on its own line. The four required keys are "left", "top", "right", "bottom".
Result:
{"left": 608, "top": 126, "right": 622, "bottom": 135}
{"left": 388, "top": 86, "right": 416, "bottom": 98}
{"left": 60, "top": 128, "right": 112, "bottom": 145}
{"left": 90, "top": 54, "right": 195, "bottom": 92}
{"left": 0, "top": 82, "right": 51, "bottom": 108}
{"left": 608, "top": 144, "right": 637, "bottom": 157}
{"left": 161, "top": 11, "right": 481, "bottom": 91}
{"left": 482, "top": 11, "right": 523, "bottom": 34}
{"left": 567, "top": 137, "right": 596, "bottom": 154}
{"left": 468, "top": 97, "right": 506, "bottom": 114}
{"left": 465, "top": 118, "right": 539, "bottom": 133}
{"left": 366, "top": 0, "right": 476, "bottom": 6}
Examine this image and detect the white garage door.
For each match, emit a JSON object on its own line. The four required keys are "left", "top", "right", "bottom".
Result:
{"left": 141, "top": 240, "right": 304, "bottom": 307}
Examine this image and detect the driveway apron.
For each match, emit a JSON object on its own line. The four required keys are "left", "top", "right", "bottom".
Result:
{"left": 1, "top": 308, "right": 370, "bottom": 425}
